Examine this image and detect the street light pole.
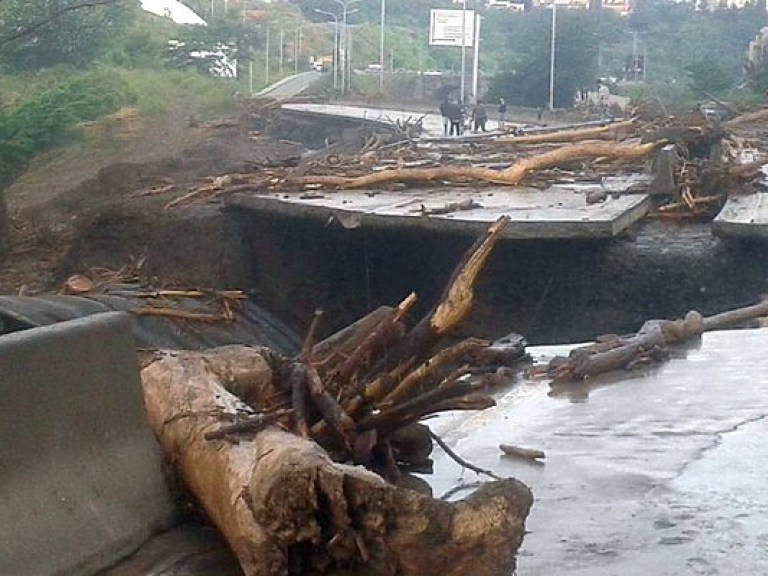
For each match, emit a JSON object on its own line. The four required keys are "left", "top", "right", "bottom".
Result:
{"left": 460, "top": 0, "right": 467, "bottom": 103}
{"left": 265, "top": 24, "right": 270, "bottom": 86}
{"left": 294, "top": 23, "right": 299, "bottom": 74}
{"left": 549, "top": 0, "right": 557, "bottom": 110}
{"left": 331, "top": 0, "right": 358, "bottom": 96}
{"left": 472, "top": 13, "right": 481, "bottom": 103}
{"left": 313, "top": 9, "right": 339, "bottom": 93}
{"left": 379, "top": 0, "right": 385, "bottom": 93}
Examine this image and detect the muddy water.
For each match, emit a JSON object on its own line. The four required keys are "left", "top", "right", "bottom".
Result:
{"left": 428, "top": 328, "right": 768, "bottom": 576}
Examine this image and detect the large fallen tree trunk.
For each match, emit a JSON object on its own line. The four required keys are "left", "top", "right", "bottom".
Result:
{"left": 497, "top": 120, "right": 636, "bottom": 146}
{"left": 140, "top": 217, "right": 534, "bottom": 575}
{"left": 288, "top": 140, "right": 663, "bottom": 189}
{"left": 142, "top": 347, "right": 533, "bottom": 576}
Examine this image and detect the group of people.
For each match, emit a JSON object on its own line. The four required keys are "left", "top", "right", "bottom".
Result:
{"left": 439, "top": 97, "right": 507, "bottom": 136}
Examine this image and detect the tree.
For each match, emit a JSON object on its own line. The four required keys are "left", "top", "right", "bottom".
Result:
{"left": 685, "top": 58, "right": 734, "bottom": 96}
{"left": 166, "top": 11, "right": 262, "bottom": 78}
{"left": 0, "top": 0, "right": 131, "bottom": 71}
{"left": 488, "top": 9, "right": 599, "bottom": 108}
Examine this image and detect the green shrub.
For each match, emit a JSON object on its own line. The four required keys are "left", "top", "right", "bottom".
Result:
{"left": 0, "top": 69, "right": 136, "bottom": 184}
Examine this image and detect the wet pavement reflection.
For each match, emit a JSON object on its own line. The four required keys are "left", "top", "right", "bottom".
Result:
{"left": 428, "top": 328, "right": 768, "bottom": 576}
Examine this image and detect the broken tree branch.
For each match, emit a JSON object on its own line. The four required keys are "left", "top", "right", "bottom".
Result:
{"left": 371, "top": 215, "right": 510, "bottom": 377}
{"left": 547, "top": 299, "right": 768, "bottom": 382}
{"left": 497, "top": 120, "right": 636, "bottom": 146}
{"left": 430, "top": 430, "right": 502, "bottom": 480}
{"left": 287, "top": 140, "right": 663, "bottom": 189}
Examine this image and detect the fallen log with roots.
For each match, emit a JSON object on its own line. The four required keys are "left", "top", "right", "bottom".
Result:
{"left": 140, "top": 216, "right": 534, "bottom": 575}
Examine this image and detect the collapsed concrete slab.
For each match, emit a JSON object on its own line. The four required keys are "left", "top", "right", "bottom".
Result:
{"left": 0, "top": 312, "right": 175, "bottom": 576}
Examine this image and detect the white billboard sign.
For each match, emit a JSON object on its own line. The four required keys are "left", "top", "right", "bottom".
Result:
{"left": 429, "top": 9, "right": 475, "bottom": 47}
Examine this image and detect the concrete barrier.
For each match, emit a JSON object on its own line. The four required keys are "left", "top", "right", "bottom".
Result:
{"left": 0, "top": 312, "right": 175, "bottom": 576}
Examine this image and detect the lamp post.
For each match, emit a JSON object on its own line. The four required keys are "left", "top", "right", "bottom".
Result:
{"left": 294, "top": 23, "right": 300, "bottom": 74}
{"left": 472, "top": 13, "right": 481, "bottom": 104}
{"left": 265, "top": 24, "right": 270, "bottom": 86}
{"left": 330, "top": 0, "right": 359, "bottom": 95}
{"left": 460, "top": 0, "right": 467, "bottom": 103}
{"left": 379, "top": 0, "right": 386, "bottom": 93}
{"left": 313, "top": 9, "right": 339, "bottom": 93}
{"left": 549, "top": 0, "right": 557, "bottom": 110}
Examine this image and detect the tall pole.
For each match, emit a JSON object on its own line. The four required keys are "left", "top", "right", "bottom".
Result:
{"left": 460, "top": 0, "right": 467, "bottom": 103}
{"left": 314, "top": 9, "right": 339, "bottom": 92}
{"left": 549, "top": 0, "right": 556, "bottom": 110}
{"left": 472, "top": 13, "right": 481, "bottom": 103}
{"left": 331, "top": 0, "right": 358, "bottom": 95}
{"left": 632, "top": 30, "right": 638, "bottom": 82}
{"left": 333, "top": 20, "right": 339, "bottom": 92}
{"left": 341, "top": 5, "right": 347, "bottom": 94}
{"left": 298, "top": 24, "right": 303, "bottom": 56}
{"left": 265, "top": 25, "right": 270, "bottom": 86}
{"left": 294, "top": 24, "right": 299, "bottom": 74}
{"left": 279, "top": 24, "right": 284, "bottom": 76}
{"left": 379, "top": 0, "right": 386, "bottom": 93}
{"left": 347, "top": 27, "right": 353, "bottom": 92}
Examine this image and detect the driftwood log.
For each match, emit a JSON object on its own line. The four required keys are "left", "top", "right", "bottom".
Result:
{"left": 288, "top": 140, "right": 662, "bottom": 189}
{"left": 139, "top": 217, "right": 535, "bottom": 575}
{"left": 546, "top": 300, "right": 768, "bottom": 383}
{"left": 141, "top": 348, "right": 533, "bottom": 576}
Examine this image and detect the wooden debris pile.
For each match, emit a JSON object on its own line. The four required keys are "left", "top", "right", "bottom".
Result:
{"left": 139, "top": 216, "right": 534, "bottom": 576}
{"left": 153, "top": 102, "right": 768, "bottom": 221}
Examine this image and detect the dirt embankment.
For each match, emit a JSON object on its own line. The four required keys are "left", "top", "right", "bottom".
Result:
{"left": 0, "top": 105, "right": 304, "bottom": 295}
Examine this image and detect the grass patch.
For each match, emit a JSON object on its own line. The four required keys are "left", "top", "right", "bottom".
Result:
{"left": 0, "top": 66, "right": 240, "bottom": 185}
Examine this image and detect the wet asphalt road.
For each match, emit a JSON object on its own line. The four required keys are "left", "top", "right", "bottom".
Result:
{"left": 254, "top": 71, "right": 321, "bottom": 100}
{"left": 429, "top": 328, "right": 768, "bottom": 575}
{"left": 103, "top": 329, "right": 768, "bottom": 575}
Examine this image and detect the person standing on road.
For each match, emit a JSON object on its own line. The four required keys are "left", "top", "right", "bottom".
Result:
{"left": 497, "top": 98, "right": 507, "bottom": 130}
{"left": 597, "top": 79, "right": 610, "bottom": 119}
{"left": 440, "top": 97, "right": 451, "bottom": 136}
{"left": 472, "top": 102, "right": 488, "bottom": 132}
{"left": 447, "top": 100, "right": 464, "bottom": 136}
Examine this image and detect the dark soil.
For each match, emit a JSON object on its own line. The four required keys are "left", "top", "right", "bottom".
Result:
{"left": 0, "top": 109, "right": 303, "bottom": 294}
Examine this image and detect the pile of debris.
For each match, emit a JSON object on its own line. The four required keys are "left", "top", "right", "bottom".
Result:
{"left": 137, "top": 216, "right": 533, "bottom": 576}
{"left": 155, "top": 99, "right": 768, "bottom": 222}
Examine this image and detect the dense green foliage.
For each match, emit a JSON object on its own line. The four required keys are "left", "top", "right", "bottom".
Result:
{"left": 0, "top": 69, "right": 134, "bottom": 182}
{"left": 486, "top": 9, "right": 603, "bottom": 108}
{"left": 0, "top": 2, "right": 244, "bottom": 184}
{"left": 0, "top": 0, "right": 767, "bottom": 187}
{"left": 485, "top": 0, "right": 767, "bottom": 109}
{"left": 0, "top": 0, "right": 131, "bottom": 71}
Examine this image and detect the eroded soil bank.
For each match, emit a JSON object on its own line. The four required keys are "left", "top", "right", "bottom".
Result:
{"left": 20, "top": 192, "right": 767, "bottom": 345}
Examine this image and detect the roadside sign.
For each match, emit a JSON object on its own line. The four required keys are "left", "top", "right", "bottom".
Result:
{"left": 429, "top": 9, "right": 475, "bottom": 47}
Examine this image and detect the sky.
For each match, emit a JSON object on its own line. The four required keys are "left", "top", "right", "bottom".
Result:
{"left": 139, "top": 0, "right": 207, "bottom": 25}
